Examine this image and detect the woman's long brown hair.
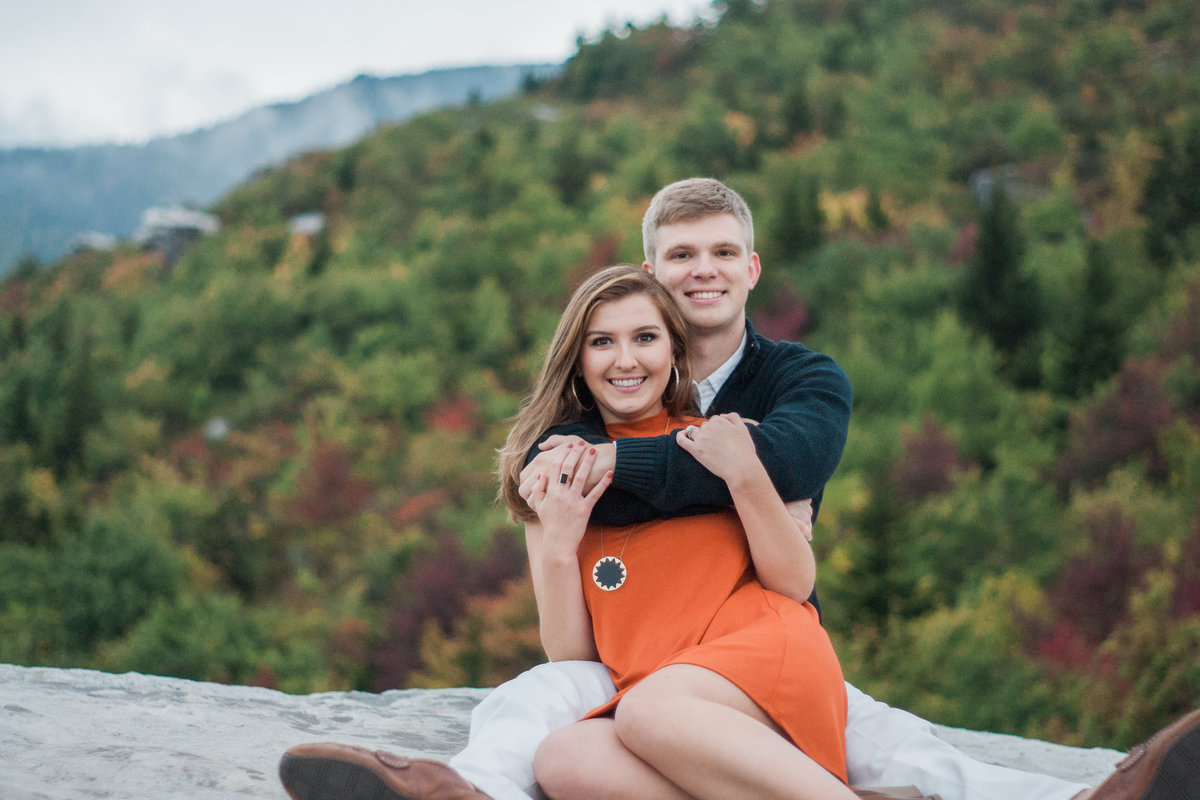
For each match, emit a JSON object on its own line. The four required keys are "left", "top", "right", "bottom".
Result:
{"left": 497, "top": 265, "right": 694, "bottom": 522}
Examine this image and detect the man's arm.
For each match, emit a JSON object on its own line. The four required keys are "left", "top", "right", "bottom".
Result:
{"left": 609, "top": 346, "right": 851, "bottom": 516}
{"left": 519, "top": 344, "right": 850, "bottom": 525}
{"left": 678, "top": 413, "right": 817, "bottom": 604}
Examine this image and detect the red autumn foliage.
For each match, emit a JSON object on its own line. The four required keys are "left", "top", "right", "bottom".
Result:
{"left": 1161, "top": 281, "right": 1200, "bottom": 367}
{"left": 1032, "top": 620, "right": 1096, "bottom": 670}
{"left": 565, "top": 232, "right": 623, "bottom": 292}
{"left": 392, "top": 488, "right": 452, "bottom": 526}
{"left": 249, "top": 664, "right": 279, "bottom": 690}
{"left": 1053, "top": 356, "right": 1175, "bottom": 494}
{"left": 168, "top": 434, "right": 229, "bottom": 486}
{"left": 583, "top": 232, "right": 622, "bottom": 274}
{"left": 474, "top": 527, "right": 527, "bottom": 595}
{"left": 753, "top": 283, "right": 810, "bottom": 342}
{"left": 424, "top": 395, "right": 479, "bottom": 433}
{"left": 1046, "top": 506, "right": 1152, "bottom": 644}
{"left": 169, "top": 433, "right": 211, "bottom": 469}
{"left": 328, "top": 616, "right": 372, "bottom": 673}
{"left": 0, "top": 280, "right": 27, "bottom": 315}
{"left": 371, "top": 534, "right": 470, "bottom": 691}
{"left": 890, "top": 416, "right": 972, "bottom": 503}
{"left": 370, "top": 529, "right": 527, "bottom": 691}
{"left": 288, "top": 441, "right": 373, "bottom": 527}
{"left": 1172, "top": 512, "right": 1200, "bottom": 619}
{"left": 169, "top": 421, "right": 297, "bottom": 490}
{"left": 948, "top": 221, "right": 978, "bottom": 264}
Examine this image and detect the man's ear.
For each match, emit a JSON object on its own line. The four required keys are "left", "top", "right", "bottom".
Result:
{"left": 747, "top": 252, "right": 762, "bottom": 290}
{"left": 642, "top": 261, "right": 655, "bottom": 275}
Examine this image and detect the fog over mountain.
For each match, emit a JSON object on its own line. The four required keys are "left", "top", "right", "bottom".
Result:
{"left": 0, "top": 63, "right": 558, "bottom": 276}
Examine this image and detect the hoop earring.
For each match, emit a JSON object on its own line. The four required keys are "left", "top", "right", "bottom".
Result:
{"left": 663, "top": 364, "right": 680, "bottom": 404}
{"left": 571, "top": 376, "right": 595, "bottom": 411}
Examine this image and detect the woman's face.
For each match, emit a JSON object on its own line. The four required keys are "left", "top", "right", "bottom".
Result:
{"left": 578, "top": 293, "right": 674, "bottom": 425}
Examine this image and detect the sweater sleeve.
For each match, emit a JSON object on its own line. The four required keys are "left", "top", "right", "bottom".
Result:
{"left": 526, "top": 420, "right": 666, "bottom": 526}
{"left": 610, "top": 344, "right": 852, "bottom": 515}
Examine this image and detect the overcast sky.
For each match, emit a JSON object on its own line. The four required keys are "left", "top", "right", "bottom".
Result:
{"left": 1, "top": 0, "right": 711, "bottom": 148}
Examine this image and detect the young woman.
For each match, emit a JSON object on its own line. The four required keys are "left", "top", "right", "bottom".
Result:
{"left": 497, "top": 265, "right": 856, "bottom": 800}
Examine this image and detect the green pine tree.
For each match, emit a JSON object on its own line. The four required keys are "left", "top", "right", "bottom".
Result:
{"left": 958, "top": 181, "right": 1042, "bottom": 386}
{"left": 1055, "top": 238, "right": 1123, "bottom": 398}
{"left": 1142, "top": 119, "right": 1200, "bottom": 269}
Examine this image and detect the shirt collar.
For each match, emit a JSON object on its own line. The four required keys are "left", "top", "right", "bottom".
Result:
{"left": 694, "top": 329, "right": 749, "bottom": 414}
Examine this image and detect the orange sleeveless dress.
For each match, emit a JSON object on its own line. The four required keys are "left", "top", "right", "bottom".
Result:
{"left": 579, "top": 409, "right": 848, "bottom": 783}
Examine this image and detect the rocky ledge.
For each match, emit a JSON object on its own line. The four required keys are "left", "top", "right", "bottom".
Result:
{"left": 0, "top": 663, "right": 1121, "bottom": 799}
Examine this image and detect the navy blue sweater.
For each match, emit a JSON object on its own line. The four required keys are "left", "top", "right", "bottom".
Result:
{"left": 536, "top": 319, "right": 853, "bottom": 528}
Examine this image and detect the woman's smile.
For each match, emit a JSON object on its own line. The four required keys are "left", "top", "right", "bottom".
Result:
{"left": 579, "top": 294, "right": 674, "bottom": 424}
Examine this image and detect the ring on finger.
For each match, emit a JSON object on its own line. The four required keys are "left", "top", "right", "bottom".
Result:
{"left": 559, "top": 473, "right": 569, "bottom": 484}
{"left": 685, "top": 425, "right": 698, "bottom": 440}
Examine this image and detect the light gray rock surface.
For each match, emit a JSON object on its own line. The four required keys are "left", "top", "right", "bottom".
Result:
{"left": 1, "top": 663, "right": 1122, "bottom": 799}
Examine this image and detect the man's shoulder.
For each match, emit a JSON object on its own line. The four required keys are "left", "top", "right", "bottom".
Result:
{"left": 745, "top": 324, "right": 837, "bottom": 369}
{"left": 737, "top": 323, "right": 849, "bottom": 395}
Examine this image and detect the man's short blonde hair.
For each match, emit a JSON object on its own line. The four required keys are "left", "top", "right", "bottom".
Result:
{"left": 642, "top": 178, "right": 754, "bottom": 263}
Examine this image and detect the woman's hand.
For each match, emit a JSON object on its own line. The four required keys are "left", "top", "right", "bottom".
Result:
{"left": 520, "top": 437, "right": 615, "bottom": 501}
{"left": 523, "top": 443, "right": 610, "bottom": 663}
{"left": 525, "top": 443, "right": 612, "bottom": 558}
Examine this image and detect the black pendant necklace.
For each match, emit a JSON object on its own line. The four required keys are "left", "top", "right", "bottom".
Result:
{"left": 592, "top": 555, "right": 626, "bottom": 591}
{"left": 593, "top": 525, "right": 635, "bottom": 591}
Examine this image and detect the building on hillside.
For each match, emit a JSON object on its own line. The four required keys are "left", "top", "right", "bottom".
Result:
{"left": 287, "top": 211, "right": 326, "bottom": 237}
{"left": 134, "top": 206, "right": 220, "bottom": 268}
{"left": 68, "top": 231, "right": 118, "bottom": 254}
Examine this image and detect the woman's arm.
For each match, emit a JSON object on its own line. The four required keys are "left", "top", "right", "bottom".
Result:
{"left": 677, "top": 414, "right": 816, "bottom": 603}
{"left": 523, "top": 519, "right": 598, "bottom": 662}
{"left": 523, "top": 444, "right": 612, "bottom": 661}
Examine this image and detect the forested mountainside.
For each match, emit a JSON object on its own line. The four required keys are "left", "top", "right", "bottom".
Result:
{"left": 0, "top": 64, "right": 556, "bottom": 275}
{"left": 2, "top": 0, "right": 1199, "bottom": 750}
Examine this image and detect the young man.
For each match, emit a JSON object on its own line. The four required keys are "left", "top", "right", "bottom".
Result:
{"left": 280, "top": 179, "right": 1200, "bottom": 800}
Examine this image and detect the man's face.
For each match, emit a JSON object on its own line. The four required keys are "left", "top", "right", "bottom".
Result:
{"left": 644, "top": 213, "right": 760, "bottom": 337}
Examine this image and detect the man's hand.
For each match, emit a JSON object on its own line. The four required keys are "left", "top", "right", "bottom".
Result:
{"left": 785, "top": 498, "right": 814, "bottom": 542}
{"left": 676, "top": 415, "right": 814, "bottom": 542}
{"left": 674, "top": 413, "right": 760, "bottom": 486}
{"left": 520, "top": 437, "right": 615, "bottom": 502}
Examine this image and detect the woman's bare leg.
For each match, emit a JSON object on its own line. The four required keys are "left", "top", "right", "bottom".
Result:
{"left": 614, "top": 664, "right": 858, "bottom": 800}
{"left": 535, "top": 717, "right": 694, "bottom": 800}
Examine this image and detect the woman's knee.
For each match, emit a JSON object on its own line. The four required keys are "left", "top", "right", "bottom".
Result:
{"left": 533, "top": 722, "right": 610, "bottom": 799}
{"left": 534, "top": 728, "right": 575, "bottom": 797}
{"left": 612, "top": 680, "right": 680, "bottom": 756}
{"left": 614, "top": 665, "right": 776, "bottom": 756}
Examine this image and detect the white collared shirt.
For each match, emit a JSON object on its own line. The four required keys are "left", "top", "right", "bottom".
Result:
{"left": 694, "top": 330, "right": 748, "bottom": 414}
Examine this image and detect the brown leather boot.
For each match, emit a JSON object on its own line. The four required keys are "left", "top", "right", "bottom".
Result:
{"left": 1088, "top": 708, "right": 1200, "bottom": 800}
{"left": 279, "top": 742, "right": 493, "bottom": 800}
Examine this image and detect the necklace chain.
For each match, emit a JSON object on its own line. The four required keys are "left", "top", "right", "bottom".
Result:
{"left": 599, "top": 523, "right": 637, "bottom": 563}
{"left": 592, "top": 413, "right": 684, "bottom": 591}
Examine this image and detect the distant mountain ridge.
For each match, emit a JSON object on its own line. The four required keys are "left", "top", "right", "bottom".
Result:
{"left": 0, "top": 63, "right": 559, "bottom": 276}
